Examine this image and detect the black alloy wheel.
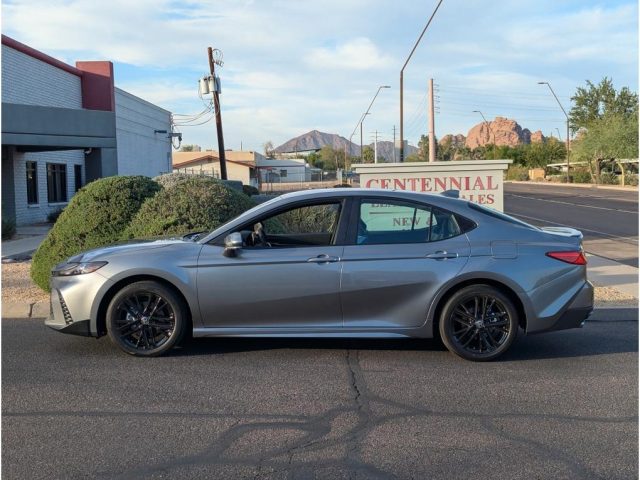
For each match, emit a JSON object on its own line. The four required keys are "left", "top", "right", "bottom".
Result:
{"left": 106, "top": 281, "right": 187, "bottom": 356}
{"left": 439, "top": 285, "right": 519, "bottom": 361}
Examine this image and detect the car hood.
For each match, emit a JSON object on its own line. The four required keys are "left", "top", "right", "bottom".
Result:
{"left": 68, "top": 238, "right": 194, "bottom": 263}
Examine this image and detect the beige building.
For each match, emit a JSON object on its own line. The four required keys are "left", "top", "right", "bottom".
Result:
{"left": 172, "top": 151, "right": 257, "bottom": 186}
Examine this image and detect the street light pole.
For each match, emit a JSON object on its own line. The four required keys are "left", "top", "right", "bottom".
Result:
{"left": 538, "top": 81, "right": 570, "bottom": 183}
{"left": 472, "top": 110, "right": 495, "bottom": 159}
{"left": 399, "top": 0, "right": 444, "bottom": 163}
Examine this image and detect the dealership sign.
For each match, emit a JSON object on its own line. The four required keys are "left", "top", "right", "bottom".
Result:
{"left": 352, "top": 160, "right": 513, "bottom": 211}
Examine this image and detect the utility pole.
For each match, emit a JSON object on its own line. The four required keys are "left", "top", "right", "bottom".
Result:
{"left": 360, "top": 121, "right": 364, "bottom": 163}
{"left": 207, "top": 47, "right": 227, "bottom": 180}
{"left": 392, "top": 125, "right": 397, "bottom": 162}
{"left": 428, "top": 78, "right": 436, "bottom": 162}
{"left": 371, "top": 130, "right": 380, "bottom": 163}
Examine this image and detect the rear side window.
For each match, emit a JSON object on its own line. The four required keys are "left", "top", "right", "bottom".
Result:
{"left": 467, "top": 202, "right": 538, "bottom": 230}
{"left": 357, "top": 199, "right": 468, "bottom": 244}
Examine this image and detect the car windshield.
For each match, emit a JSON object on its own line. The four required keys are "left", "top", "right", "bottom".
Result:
{"left": 467, "top": 202, "right": 539, "bottom": 230}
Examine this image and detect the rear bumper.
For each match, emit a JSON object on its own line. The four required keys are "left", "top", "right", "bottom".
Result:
{"left": 529, "top": 281, "right": 594, "bottom": 334}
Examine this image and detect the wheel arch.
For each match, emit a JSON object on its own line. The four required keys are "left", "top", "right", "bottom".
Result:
{"left": 429, "top": 277, "right": 527, "bottom": 336}
{"left": 95, "top": 275, "right": 194, "bottom": 337}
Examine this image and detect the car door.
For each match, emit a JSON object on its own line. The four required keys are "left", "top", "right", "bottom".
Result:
{"left": 196, "top": 199, "right": 346, "bottom": 328}
{"left": 340, "top": 197, "right": 471, "bottom": 328}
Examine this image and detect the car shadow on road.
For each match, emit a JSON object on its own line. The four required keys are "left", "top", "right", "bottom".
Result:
{"left": 166, "top": 320, "right": 637, "bottom": 362}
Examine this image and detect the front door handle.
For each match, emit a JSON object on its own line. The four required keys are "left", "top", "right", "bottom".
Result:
{"left": 307, "top": 254, "right": 339, "bottom": 263}
{"left": 426, "top": 251, "right": 459, "bottom": 260}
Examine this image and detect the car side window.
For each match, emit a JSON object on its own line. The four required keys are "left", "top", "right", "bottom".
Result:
{"left": 248, "top": 202, "right": 341, "bottom": 248}
{"left": 430, "top": 208, "right": 462, "bottom": 241}
{"left": 358, "top": 200, "right": 433, "bottom": 244}
{"left": 357, "top": 200, "right": 464, "bottom": 245}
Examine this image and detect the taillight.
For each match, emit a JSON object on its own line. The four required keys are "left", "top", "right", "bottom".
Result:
{"left": 546, "top": 251, "right": 587, "bottom": 265}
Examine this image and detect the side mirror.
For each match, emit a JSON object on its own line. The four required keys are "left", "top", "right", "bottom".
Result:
{"left": 223, "top": 232, "right": 243, "bottom": 257}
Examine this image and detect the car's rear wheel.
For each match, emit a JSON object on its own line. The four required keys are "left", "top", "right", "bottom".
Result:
{"left": 106, "top": 281, "right": 187, "bottom": 357}
{"left": 439, "top": 285, "right": 518, "bottom": 361}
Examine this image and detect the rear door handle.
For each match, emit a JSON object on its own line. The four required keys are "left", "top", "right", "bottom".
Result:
{"left": 307, "top": 254, "right": 340, "bottom": 263}
{"left": 426, "top": 251, "right": 459, "bottom": 260}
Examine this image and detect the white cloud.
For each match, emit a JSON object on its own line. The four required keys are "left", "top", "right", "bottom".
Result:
{"left": 2, "top": 0, "right": 637, "bottom": 151}
{"left": 306, "top": 37, "right": 393, "bottom": 70}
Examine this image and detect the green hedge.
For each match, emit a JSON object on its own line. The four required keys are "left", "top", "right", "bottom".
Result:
{"left": 31, "top": 176, "right": 161, "bottom": 291}
{"left": 123, "top": 176, "right": 255, "bottom": 239}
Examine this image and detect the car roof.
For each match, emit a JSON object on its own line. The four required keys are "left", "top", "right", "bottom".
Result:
{"left": 275, "top": 187, "right": 470, "bottom": 209}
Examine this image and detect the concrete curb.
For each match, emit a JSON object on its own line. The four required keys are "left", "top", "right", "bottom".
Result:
{"left": 2, "top": 300, "right": 49, "bottom": 319}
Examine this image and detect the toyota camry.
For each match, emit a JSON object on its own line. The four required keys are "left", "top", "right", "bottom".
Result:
{"left": 46, "top": 188, "right": 593, "bottom": 361}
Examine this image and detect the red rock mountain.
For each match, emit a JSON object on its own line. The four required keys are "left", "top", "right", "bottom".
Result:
{"left": 465, "top": 117, "right": 534, "bottom": 148}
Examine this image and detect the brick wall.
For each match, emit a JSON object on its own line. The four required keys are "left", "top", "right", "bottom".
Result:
{"left": 114, "top": 88, "right": 172, "bottom": 177}
{"left": 1, "top": 44, "right": 82, "bottom": 108}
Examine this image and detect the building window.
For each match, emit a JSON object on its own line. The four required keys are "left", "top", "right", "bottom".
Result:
{"left": 280, "top": 169, "right": 288, "bottom": 178}
{"left": 47, "top": 163, "right": 67, "bottom": 203}
{"left": 26, "top": 161, "right": 38, "bottom": 205}
{"left": 74, "top": 165, "right": 82, "bottom": 192}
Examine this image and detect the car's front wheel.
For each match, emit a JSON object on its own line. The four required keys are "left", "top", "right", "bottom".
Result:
{"left": 106, "top": 281, "right": 188, "bottom": 357}
{"left": 439, "top": 285, "right": 519, "bottom": 361}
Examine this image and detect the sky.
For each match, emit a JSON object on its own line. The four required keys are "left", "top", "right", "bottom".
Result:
{"left": 2, "top": 0, "right": 638, "bottom": 153}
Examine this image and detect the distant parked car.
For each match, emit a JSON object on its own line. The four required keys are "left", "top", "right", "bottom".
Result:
{"left": 47, "top": 189, "right": 593, "bottom": 361}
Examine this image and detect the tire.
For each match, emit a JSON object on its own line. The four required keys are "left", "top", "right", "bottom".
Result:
{"left": 106, "top": 281, "right": 188, "bottom": 357}
{"left": 439, "top": 285, "right": 519, "bottom": 361}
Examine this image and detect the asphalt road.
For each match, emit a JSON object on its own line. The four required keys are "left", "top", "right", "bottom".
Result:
{"left": 504, "top": 183, "right": 639, "bottom": 267}
{"left": 3, "top": 315, "right": 637, "bottom": 479}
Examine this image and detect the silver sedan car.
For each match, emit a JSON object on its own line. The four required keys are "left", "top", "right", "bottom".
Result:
{"left": 46, "top": 188, "right": 593, "bottom": 361}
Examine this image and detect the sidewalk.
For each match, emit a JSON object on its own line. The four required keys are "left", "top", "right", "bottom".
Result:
{"left": 1, "top": 225, "right": 51, "bottom": 259}
{"left": 587, "top": 254, "right": 638, "bottom": 299}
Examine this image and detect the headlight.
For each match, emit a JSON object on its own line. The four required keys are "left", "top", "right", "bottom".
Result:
{"left": 52, "top": 261, "right": 108, "bottom": 276}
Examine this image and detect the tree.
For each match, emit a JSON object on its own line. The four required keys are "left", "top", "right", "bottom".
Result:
{"left": 362, "top": 146, "right": 375, "bottom": 163}
{"left": 572, "top": 113, "right": 639, "bottom": 164}
{"left": 319, "top": 145, "right": 344, "bottom": 171}
{"left": 179, "top": 144, "right": 196, "bottom": 152}
{"left": 263, "top": 141, "right": 275, "bottom": 159}
{"left": 306, "top": 151, "right": 324, "bottom": 169}
{"left": 569, "top": 77, "right": 638, "bottom": 132}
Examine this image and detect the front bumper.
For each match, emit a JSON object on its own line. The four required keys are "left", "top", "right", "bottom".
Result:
{"left": 45, "top": 271, "right": 111, "bottom": 337}
{"left": 530, "top": 281, "right": 594, "bottom": 334}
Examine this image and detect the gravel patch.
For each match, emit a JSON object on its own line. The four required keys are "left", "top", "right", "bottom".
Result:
{"left": 594, "top": 286, "right": 638, "bottom": 308}
{"left": 1, "top": 260, "right": 637, "bottom": 312}
{"left": 1, "top": 261, "right": 48, "bottom": 305}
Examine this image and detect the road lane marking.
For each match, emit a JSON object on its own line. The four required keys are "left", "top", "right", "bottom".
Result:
{"left": 506, "top": 212, "right": 640, "bottom": 245}
{"left": 505, "top": 193, "right": 638, "bottom": 214}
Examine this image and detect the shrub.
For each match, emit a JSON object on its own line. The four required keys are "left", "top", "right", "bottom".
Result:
{"left": 333, "top": 183, "right": 352, "bottom": 188}
{"left": 599, "top": 172, "right": 620, "bottom": 185}
{"left": 242, "top": 185, "right": 259, "bottom": 196}
{"left": 153, "top": 172, "right": 197, "bottom": 189}
{"left": 505, "top": 166, "right": 529, "bottom": 181}
{"left": 123, "top": 176, "right": 255, "bottom": 239}
{"left": 31, "top": 176, "right": 160, "bottom": 291}
{"left": 2, "top": 217, "right": 16, "bottom": 241}
{"left": 625, "top": 173, "right": 638, "bottom": 187}
{"left": 572, "top": 168, "right": 592, "bottom": 184}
